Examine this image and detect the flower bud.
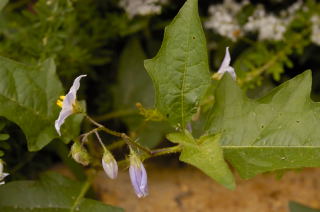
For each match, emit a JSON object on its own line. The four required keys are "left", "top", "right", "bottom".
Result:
{"left": 70, "top": 142, "right": 90, "bottom": 166}
{"left": 129, "top": 153, "right": 148, "bottom": 198}
{"left": 102, "top": 150, "right": 118, "bottom": 179}
{"left": 0, "top": 159, "right": 9, "bottom": 185}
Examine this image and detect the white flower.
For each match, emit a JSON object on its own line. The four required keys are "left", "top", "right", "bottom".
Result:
{"left": 0, "top": 159, "right": 9, "bottom": 185}
{"left": 204, "top": 0, "right": 248, "bottom": 41}
{"left": 102, "top": 150, "right": 118, "bottom": 180}
{"left": 311, "top": 15, "right": 320, "bottom": 45}
{"left": 244, "top": 7, "right": 288, "bottom": 41}
{"left": 217, "top": 47, "right": 236, "bottom": 80}
{"left": 55, "top": 75, "right": 86, "bottom": 136}
{"left": 119, "top": 0, "right": 168, "bottom": 19}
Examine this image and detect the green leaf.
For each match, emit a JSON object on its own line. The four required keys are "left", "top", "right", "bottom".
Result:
{"left": 167, "top": 131, "right": 235, "bottom": 189}
{"left": 0, "top": 57, "right": 81, "bottom": 151}
{"left": 0, "top": 133, "right": 9, "bottom": 141}
{"left": 0, "top": 0, "right": 8, "bottom": 11}
{"left": 0, "top": 171, "right": 123, "bottom": 212}
{"left": 289, "top": 202, "right": 320, "bottom": 212}
{"left": 114, "top": 38, "right": 171, "bottom": 148}
{"left": 144, "top": 0, "right": 211, "bottom": 128}
{"left": 206, "top": 71, "right": 320, "bottom": 179}
{"left": 116, "top": 38, "right": 154, "bottom": 109}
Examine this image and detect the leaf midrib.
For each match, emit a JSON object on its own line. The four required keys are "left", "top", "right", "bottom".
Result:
{"left": 180, "top": 8, "right": 192, "bottom": 128}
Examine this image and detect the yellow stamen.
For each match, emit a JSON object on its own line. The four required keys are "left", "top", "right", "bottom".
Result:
{"left": 59, "top": 96, "right": 66, "bottom": 100}
{"left": 56, "top": 99, "right": 63, "bottom": 108}
{"left": 212, "top": 73, "right": 223, "bottom": 80}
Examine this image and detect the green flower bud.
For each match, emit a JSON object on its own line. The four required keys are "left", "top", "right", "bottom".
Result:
{"left": 70, "top": 142, "right": 91, "bottom": 166}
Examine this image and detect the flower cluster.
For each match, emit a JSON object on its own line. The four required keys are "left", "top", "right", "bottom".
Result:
{"left": 119, "top": 0, "right": 168, "bottom": 19}
{"left": 205, "top": 0, "right": 303, "bottom": 41}
{"left": 55, "top": 76, "right": 148, "bottom": 198}
{"left": 311, "top": 15, "right": 320, "bottom": 45}
{"left": 204, "top": 0, "right": 247, "bottom": 41}
{"left": 243, "top": 7, "right": 288, "bottom": 41}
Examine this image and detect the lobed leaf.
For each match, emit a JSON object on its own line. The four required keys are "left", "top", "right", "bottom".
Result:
{"left": 167, "top": 131, "right": 235, "bottom": 189}
{"left": 144, "top": 0, "right": 211, "bottom": 128}
{"left": 206, "top": 71, "right": 320, "bottom": 179}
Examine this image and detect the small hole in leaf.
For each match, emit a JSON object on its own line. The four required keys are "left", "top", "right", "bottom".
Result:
{"left": 296, "top": 120, "right": 300, "bottom": 123}
{"left": 261, "top": 125, "right": 264, "bottom": 129}
{"left": 166, "top": 114, "right": 169, "bottom": 118}
{"left": 192, "top": 36, "right": 195, "bottom": 39}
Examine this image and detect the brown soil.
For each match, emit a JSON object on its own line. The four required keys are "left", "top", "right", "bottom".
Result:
{"left": 92, "top": 165, "right": 320, "bottom": 212}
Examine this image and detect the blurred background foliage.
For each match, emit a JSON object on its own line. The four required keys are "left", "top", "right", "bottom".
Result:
{"left": 0, "top": 0, "right": 320, "bottom": 181}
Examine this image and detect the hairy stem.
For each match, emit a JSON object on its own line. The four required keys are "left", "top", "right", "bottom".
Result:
{"left": 93, "top": 109, "right": 137, "bottom": 122}
{"left": 70, "top": 171, "right": 95, "bottom": 212}
{"left": 85, "top": 115, "right": 152, "bottom": 155}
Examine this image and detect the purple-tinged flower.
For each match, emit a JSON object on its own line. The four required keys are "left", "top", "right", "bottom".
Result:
{"left": 102, "top": 150, "right": 118, "bottom": 179}
{"left": 0, "top": 159, "right": 9, "bottom": 185}
{"left": 129, "top": 153, "right": 148, "bottom": 198}
{"left": 214, "top": 47, "right": 236, "bottom": 80}
{"left": 55, "top": 75, "right": 86, "bottom": 136}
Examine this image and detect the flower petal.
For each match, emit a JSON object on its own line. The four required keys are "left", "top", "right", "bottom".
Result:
{"left": 102, "top": 156, "right": 118, "bottom": 180}
{"left": 217, "top": 47, "right": 236, "bottom": 80}
{"left": 68, "top": 75, "right": 87, "bottom": 98}
{"left": 139, "top": 164, "right": 148, "bottom": 197}
{"left": 129, "top": 165, "right": 142, "bottom": 197}
{"left": 55, "top": 108, "right": 73, "bottom": 136}
{"left": 55, "top": 75, "right": 86, "bottom": 136}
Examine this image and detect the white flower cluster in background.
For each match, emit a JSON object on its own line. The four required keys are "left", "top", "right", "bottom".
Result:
{"left": 311, "top": 15, "right": 320, "bottom": 45}
{"left": 119, "top": 0, "right": 168, "bottom": 19}
{"left": 244, "top": 1, "right": 303, "bottom": 41}
{"left": 205, "top": 0, "right": 303, "bottom": 42}
{"left": 243, "top": 7, "right": 288, "bottom": 41}
{"left": 204, "top": 0, "right": 248, "bottom": 41}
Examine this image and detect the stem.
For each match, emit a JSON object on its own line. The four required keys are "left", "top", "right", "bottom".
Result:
{"left": 94, "top": 131, "right": 107, "bottom": 151}
{"left": 238, "top": 30, "right": 310, "bottom": 86}
{"left": 117, "top": 145, "right": 182, "bottom": 168}
{"left": 107, "top": 140, "right": 126, "bottom": 151}
{"left": 150, "top": 145, "right": 182, "bottom": 156}
{"left": 85, "top": 115, "right": 152, "bottom": 155}
{"left": 70, "top": 172, "right": 94, "bottom": 212}
{"left": 10, "top": 152, "right": 36, "bottom": 174}
{"left": 93, "top": 109, "right": 137, "bottom": 122}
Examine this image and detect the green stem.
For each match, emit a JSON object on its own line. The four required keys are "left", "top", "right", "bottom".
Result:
{"left": 107, "top": 140, "right": 126, "bottom": 151}
{"left": 70, "top": 173, "right": 94, "bottom": 212}
{"left": 85, "top": 115, "right": 152, "bottom": 155}
{"left": 118, "top": 145, "right": 182, "bottom": 167}
{"left": 238, "top": 30, "right": 310, "bottom": 86}
{"left": 94, "top": 131, "right": 107, "bottom": 152}
{"left": 10, "top": 152, "right": 36, "bottom": 174}
{"left": 93, "top": 109, "right": 137, "bottom": 122}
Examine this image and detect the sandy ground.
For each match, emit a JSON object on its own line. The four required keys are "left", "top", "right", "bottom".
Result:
{"left": 92, "top": 164, "right": 320, "bottom": 212}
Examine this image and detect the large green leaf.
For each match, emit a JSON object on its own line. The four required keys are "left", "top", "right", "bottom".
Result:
{"left": 114, "top": 38, "right": 172, "bottom": 148}
{"left": 167, "top": 131, "right": 235, "bottom": 189}
{"left": 0, "top": 172, "right": 123, "bottom": 212}
{"left": 0, "top": 57, "right": 82, "bottom": 151}
{"left": 206, "top": 71, "right": 320, "bottom": 179}
{"left": 144, "top": 0, "right": 211, "bottom": 128}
